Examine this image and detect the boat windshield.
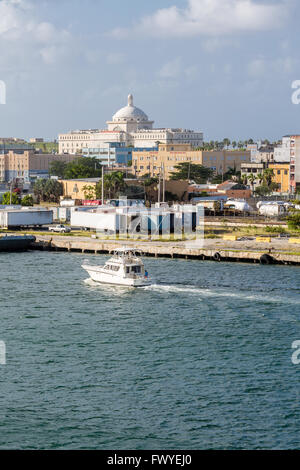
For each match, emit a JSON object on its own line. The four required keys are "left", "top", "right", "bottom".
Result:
{"left": 126, "top": 265, "right": 142, "bottom": 274}
{"left": 113, "top": 248, "right": 141, "bottom": 258}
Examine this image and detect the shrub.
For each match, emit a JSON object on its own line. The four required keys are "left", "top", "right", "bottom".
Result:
{"left": 287, "top": 212, "right": 300, "bottom": 230}
{"left": 21, "top": 195, "right": 34, "bottom": 206}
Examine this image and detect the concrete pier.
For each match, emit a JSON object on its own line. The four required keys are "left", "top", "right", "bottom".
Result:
{"left": 31, "top": 235, "right": 300, "bottom": 265}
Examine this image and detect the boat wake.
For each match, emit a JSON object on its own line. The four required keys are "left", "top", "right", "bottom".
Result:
{"left": 144, "top": 284, "right": 300, "bottom": 305}
{"left": 83, "top": 278, "right": 299, "bottom": 306}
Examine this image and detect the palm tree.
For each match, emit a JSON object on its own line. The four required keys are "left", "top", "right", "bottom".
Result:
{"left": 247, "top": 173, "right": 256, "bottom": 191}
{"left": 112, "top": 171, "right": 126, "bottom": 196}
{"left": 223, "top": 138, "right": 231, "bottom": 149}
{"left": 257, "top": 173, "right": 264, "bottom": 185}
{"left": 241, "top": 173, "right": 248, "bottom": 185}
{"left": 263, "top": 169, "right": 274, "bottom": 187}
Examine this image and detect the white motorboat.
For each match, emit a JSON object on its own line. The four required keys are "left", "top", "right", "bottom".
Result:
{"left": 82, "top": 247, "right": 151, "bottom": 287}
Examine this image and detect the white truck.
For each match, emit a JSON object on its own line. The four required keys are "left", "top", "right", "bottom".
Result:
{"left": 49, "top": 224, "right": 71, "bottom": 233}
{"left": 0, "top": 208, "right": 53, "bottom": 228}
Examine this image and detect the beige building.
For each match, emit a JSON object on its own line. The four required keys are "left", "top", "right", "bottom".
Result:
{"left": 0, "top": 151, "right": 76, "bottom": 182}
{"left": 59, "top": 178, "right": 99, "bottom": 200}
{"left": 132, "top": 144, "right": 250, "bottom": 179}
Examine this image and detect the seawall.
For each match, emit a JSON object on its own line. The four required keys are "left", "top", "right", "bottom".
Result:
{"left": 31, "top": 235, "right": 300, "bottom": 265}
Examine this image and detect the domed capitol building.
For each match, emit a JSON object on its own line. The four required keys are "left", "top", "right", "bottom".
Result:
{"left": 58, "top": 94, "right": 203, "bottom": 158}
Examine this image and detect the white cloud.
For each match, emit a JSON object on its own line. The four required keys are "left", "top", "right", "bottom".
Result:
{"left": 159, "top": 58, "right": 182, "bottom": 79}
{"left": 111, "top": 0, "right": 289, "bottom": 38}
{"left": 0, "top": 0, "right": 71, "bottom": 64}
{"left": 247, "top": 56, "right": 298, "bottom": 78}
{"left": 106, "top": 52, "right": 126, "bottom": 65}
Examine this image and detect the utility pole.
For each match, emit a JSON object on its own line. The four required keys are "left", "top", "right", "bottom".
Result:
{"left": 102, "top": 165, "right": 104, "bottom": 205}
{"left": 9, "top": 180, "right": 13, "bottom": 205}
{"left": 158, "top": 172, "right": 161, "bottom": 204}
{"left": 162, "top": 163, "right": 165, "bottom": 203}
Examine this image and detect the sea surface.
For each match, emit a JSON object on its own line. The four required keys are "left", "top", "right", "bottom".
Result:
{"left": 0, "top": 250, "right": 300, "bottom": 449}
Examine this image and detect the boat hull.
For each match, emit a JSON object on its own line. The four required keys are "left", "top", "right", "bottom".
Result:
{"left": 0, "top": 235, "right": 36, "bottom": 252}
{"left": 82, "top": 265, "right": 151, "bottom": 287}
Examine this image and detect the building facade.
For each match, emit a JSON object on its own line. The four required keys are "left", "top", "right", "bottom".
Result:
{"left": 58, "top": 94, "right": 203, "bottom": 154}
{"left": 268, "top": 163, "right": 290, "bottom": 193}
{"left": 132, "top": 144, "right": 250, "bottom": 179}
{"left": 241, "top": 161, "right": 290, "bottom": 193}
{"left": 274, "top": 135, "right": 300, "bottom": 192}
{"left": 82, "top": 142, "right": 156, "bottom": 166}
{"left": 59, "top": 178, "right": 99, "bottom": 200}
{"left": 0, "top": 151, "right": 76, "bottom": 182}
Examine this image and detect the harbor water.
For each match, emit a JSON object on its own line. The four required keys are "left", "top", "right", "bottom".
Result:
{"left": 0, "top": 251, "right": 300, "bottom": 449}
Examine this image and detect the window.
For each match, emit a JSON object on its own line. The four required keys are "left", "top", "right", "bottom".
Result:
{"left": 131, "top": 266, "right": 141, "bottom": 273}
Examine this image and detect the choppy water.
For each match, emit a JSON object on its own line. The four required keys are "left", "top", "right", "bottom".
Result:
{"left": 0, "top": 251, "right": 300, "bottom": 449}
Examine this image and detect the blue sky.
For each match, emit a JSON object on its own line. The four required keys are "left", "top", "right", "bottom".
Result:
{"left": 0, "top": 0, "right": 300, "bottom": 141}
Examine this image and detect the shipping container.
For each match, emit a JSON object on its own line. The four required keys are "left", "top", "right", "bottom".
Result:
{"left": 0, "top": 209, "right": 53, "bottom": 228}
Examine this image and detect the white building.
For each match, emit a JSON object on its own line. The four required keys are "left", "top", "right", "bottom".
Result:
{"left": 58, "top": 94, "right": 203, "bottom": 154}
{"left": 274, "top": 135, "right": 300, "bottom": 193}
{"left": 274, "top": 136, "right": 295, "bottom": 162}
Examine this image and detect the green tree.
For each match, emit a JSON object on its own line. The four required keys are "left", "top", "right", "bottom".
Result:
{"left": 33, "top": 179, "right": 63, "bottom": 203}
{"left": 170, "top": 162, "right": 213, "bottom": 183}
{"left": 64, "top": 157, "right": 101, "bottom": 179}
{"left": 1, "top": 191, "right": 20, "bottom": 205}
{"left": 254, "top": 184, "right": 272, "bottom": 196}
{"left": 257, "top": 173, "right": 264, "bottom": 185}
{"left": 144, "top": 176, "right": 158, "bottom": 186}
{"left": 247, "top": 173, "right": 256, "bottom": 191}
{"left": 82, "top": 185, "right": 96, "bottom": 200}
{"left": 223, "top": 138, "right": 231, "bottom": 149}
{"left": 95, "top": 171, "right": 126, "bottom": 200}
{"left": 287, "top": 212, "right": 300, "bottom": 230}
{"left": 263, "top": 168, "right": 274, "bottom": 187}
{"left": 49, "top": 160, "right": 67, "bottom": 178}
{"left": 241, "top": 173, "right": 248, "bottom": 185}
{"left": 33, "top": 179, "right": 46, "bottom": 203}
{"left": 21, "top": 195, "right": 34, "bottom": 206}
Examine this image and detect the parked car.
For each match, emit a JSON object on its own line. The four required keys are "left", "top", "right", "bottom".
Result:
{"left": 49, "top": 224, "right": 71, "bottom": 233}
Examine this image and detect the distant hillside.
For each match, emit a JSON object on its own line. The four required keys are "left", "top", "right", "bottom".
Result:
{"left": 29, "top": 142, "right": 58, "bottom": 154}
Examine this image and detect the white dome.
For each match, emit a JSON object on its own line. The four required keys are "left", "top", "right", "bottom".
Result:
{"left": 113, "top": 94, "right": 149, "bottom": 122}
